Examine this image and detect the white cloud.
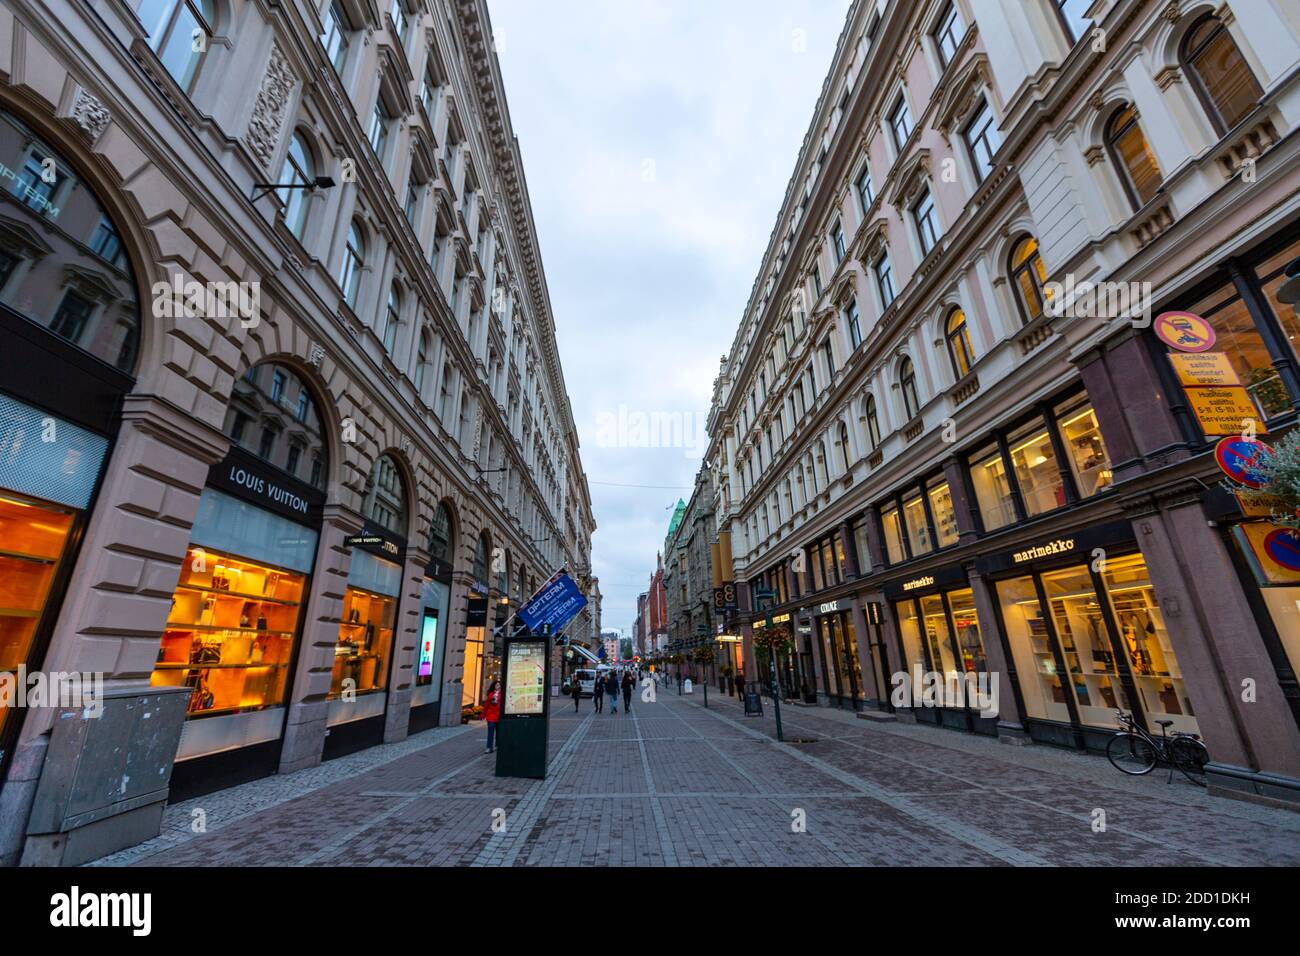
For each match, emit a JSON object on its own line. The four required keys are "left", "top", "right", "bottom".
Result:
{"left": 490, "top": 0, "right": 851, "bottom": 630}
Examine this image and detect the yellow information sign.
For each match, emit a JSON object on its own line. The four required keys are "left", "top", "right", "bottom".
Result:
{"left": 1168, "top": 352, "right": 1240, "bottom": 387}
{"left": 1186, "top": 387, "right": 1266, "bottom": 437}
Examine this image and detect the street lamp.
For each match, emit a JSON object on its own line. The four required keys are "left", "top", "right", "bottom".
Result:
{"left": 250, "top": 174, "right": 336, "bottom": 205}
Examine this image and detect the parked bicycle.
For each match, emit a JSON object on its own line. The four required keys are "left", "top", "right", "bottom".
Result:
{"left": 1106, "top": 710, "right": 1209, "bottom": 786}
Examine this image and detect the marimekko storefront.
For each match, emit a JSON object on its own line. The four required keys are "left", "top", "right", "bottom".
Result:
{"left": 980, "top": 521, "right": 1200, "bottom": 750}
{"left": 885, "top": 565, "right": 996, "bottom": 735}
{"left": 409, "top": 501, "right": 456, "bottom": 734}
{"left": 151, "top": 362, "right": 328, "bottom": 796}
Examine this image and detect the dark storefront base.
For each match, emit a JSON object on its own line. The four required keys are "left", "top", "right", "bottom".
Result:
{"left": 322, "top": 714, "right": 385, "bottom": 761}
{"left": 407, "top": 701, "right": 441, "bottom": 735}
{"left": 168, "top": 740, "right": 281, "bottom": 803}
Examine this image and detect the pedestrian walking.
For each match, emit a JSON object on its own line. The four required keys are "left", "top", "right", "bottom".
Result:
{"left": 621, "top": 670, "right": 634, "bottom": 712}
{"left": 606, "top": 672, "right": 619, "bottom": 713}
{"left": 483, "top": 680, "right": 501, "bottom": 753}
{"left": 593, "top": 672, "right": 605, "bottom": 713}
{"left": 570, "top": 672, "right": 583, "bottom": 712}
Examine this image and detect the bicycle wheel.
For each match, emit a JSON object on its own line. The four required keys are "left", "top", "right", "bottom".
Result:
{"left": 1170, "top": 736, "right": 1209, "bottom": 787}
{"left": 1107, "top": 733, "right": 1157, "bottom": 775}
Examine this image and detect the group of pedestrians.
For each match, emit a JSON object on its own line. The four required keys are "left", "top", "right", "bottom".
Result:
{"left": 571, "top": 668, "right": 636, "bottom": 715}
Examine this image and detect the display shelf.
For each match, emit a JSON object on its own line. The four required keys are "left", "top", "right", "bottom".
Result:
{"left": 165, "top": 623, "right": 297, "bottom": 637}
{"left": 0, "top": 548, "right": 58, "bottom": 564}
{"left": 174, "top": 582, "right": 301, "bottom": 607}
{"left": 154, "top": 662, "right": 285, "bottom": 670}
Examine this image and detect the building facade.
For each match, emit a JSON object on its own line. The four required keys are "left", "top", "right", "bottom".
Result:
{"left": 663, "top": 466, "right": 719, "bottom": 678}
{"left": 0, "top": 0, "right": 591, "bottom": 864}
{"left": 707, "top": 0, "right": 1300, "bottom": 806}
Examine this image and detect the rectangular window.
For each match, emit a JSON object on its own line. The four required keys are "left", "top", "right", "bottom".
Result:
{"left": 933, "top": 2, "right": 965, "bottom": 67}
{"left": 89, "top": 217, "right": 123, "bottom": 266}
{"left": 153, "top": 548, "right": 307, "bottom": 718}
{"left": 321, "top": 1, "right": 349, "bottom": 72}
{"left": 963, "top": 99, "right": 1001, "bottom": 181}
{"left": 903, "top": 493, "right": 932, "bottom": 557}
{"left": 50, "top": 292, "right": 93, "bottom": 343}
{"left": 856, "top": 163, "right": 874, "bottom": 213}
{"left": 927, "top": 478, "right": 959, "bottom": 548}
{"left": 845, "top": 298, "right": 862, "bottom": 349}
{"left": 874, "top": 254, "right": 895, "bottom": 307}
{"left": 969, "top": 442, "right": 1015, "bottom": 532}
{"left": 1055, "top": 0, "right": 1093, "bottom": 44}
{"left": 822, "top": 339, "right": 836, "bottom": 380}
{"left": 1187, "top": 279, "right": 1292, "bottom": 423}
{"left": 852, "top": 518, "right": 872, "bottom": 576}
{"left": 1008, "top": 416, "right": 1064, "bottom": 516}
{"left": 890, "top": 97, "right": 913, "bottom": 150}
{"left": 881, "top": 504, "right": 906, "bottom": 565}
{"left": 389, "top": 0, "right": 407, "bottom": 42}
{"left": 831, "top": 220, "right": 846, "bottom": 264}
{"left": 368, "top": 102, "right": 390, "bottom": 158}
{"left": 913, "top": 187, "right": 941, "bottom": 255}
{"left": 1055, "top": 396, "right": 1112, "bottom": 498}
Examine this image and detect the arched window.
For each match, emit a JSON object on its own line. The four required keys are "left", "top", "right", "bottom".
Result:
{"left": 0, "top": 110, "right": 142, "bottom": 373}
{"left": 899, "top": 357, "right": 920, "bottom": 420}
{"left": 382, "top": 283, "right": 401, "bottom": 352}
{"left": 945, "top": 308, "right": 975, "bottom": 379}
{"left": 279, "top": 132, "right": 313, "bottom": 239}
{"left": 498, "top": 550, "right": 510, "bottom": 595}
{"left": 473, "top": 531, "right": 490, "bottom": 584}
{"left": 1105, "top": 104, "right": 1163, "bottom": 210}
{"left": 135, "top": 0, "right": 215, "bottom": 91}
{"left": 864, "top": 393, "right": 882, "bottom": 450}
{"left": 428, "top": 502, "right": 455, "bottom": 579}
{"left": 414, "top": 330, "right": 431, "bottom": 394}
{"left": 838, "top": 421, "right": 851, "bottom": 473}
{"left": 340, "top": 220, "right": 365, "bottom": 307}
{"left": 1181, "top": 14, "right": 1262, "bottom": 135}
{"left": 227, "top": 362, "right": 328, "bottom": 488}
{"left": 1009, "top": 236, "right": 1048, "bottom": 325}
{"left": 362, "top": 453, "right": 407, "bottom": 536}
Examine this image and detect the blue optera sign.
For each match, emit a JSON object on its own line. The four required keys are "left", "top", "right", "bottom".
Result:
{"left": 517, "top": 572, "right": 588, "bottom": 634}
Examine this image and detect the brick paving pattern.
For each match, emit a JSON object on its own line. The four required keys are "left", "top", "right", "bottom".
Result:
{"left": 89, "top": 687, "right": 1300, "bottom": 866}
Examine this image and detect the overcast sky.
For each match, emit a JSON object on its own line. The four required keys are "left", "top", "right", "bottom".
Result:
{"left": 489, "top": 0, "right": 852, "bottom": 636}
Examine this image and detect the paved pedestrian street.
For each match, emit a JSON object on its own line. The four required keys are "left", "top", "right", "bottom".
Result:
{"left": 89, "top": 687, "right": 1300, "bottom": 868}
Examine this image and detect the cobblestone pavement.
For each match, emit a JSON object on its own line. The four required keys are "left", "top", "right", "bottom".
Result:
{"left": 91, "top": 685, "right": 1300, "bottom": 866}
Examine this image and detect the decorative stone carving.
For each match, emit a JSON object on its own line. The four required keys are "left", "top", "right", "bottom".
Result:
{"left": 244, "top": 41, "right": 298, "bottom": 170}
{"left": 68, "top": 87, "right": 111, "bottom": 142}
{"left": 309, "top": 343, "right": 325, "bottom": 367}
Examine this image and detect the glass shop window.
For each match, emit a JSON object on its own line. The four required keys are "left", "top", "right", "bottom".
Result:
{"left": 969, "top": 442, "right": 1015, "bottom": 532}
{"left": 331, "top": 585, "right": 396, "bottom": 698}
{"left": 1055, "top": 396, "right": 1113, "bottom": 498}
{"left": 882, "top": 505, "right": 906, "bottom": 565}
{"left": 1188, "top": 280, "right": 1292, "bottom": 423}
{"left": 1008, "top": 416, "right": 1064, "bottom": 517}
{"left": 996, "top": 576, "right": 1071, "bottom": 724}
{"left": 927, "top": 479, "right": 959, "bottom": 548}
{"left": 903, "top": 494, "right": 932, "bottom": 557}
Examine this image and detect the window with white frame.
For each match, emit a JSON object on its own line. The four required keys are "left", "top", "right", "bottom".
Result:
{"left": 889, "top": 97, "right": 913, "bottom": 151}
{"left": 912, "top": 187, "right": 941, "bottom": 255}
{"left": 831, "top": 219, "right": 846, "bottom": 265}
{"left": 874, "top": 252, "right": 895, "bottom": 307}
{"left": 932, "top": 2, "right": 965, "bottom": 68}
{"left": 856, "top": 162, "right": 874, "bottom": 214}
{"left": 963, "top": 99, "right": 1001, "bottom": 181}
{"left": 321, "top": 1, "right": 350, "bottom": 72}
{"left": 845, "top": 297, "right": 863, "bottom": 349}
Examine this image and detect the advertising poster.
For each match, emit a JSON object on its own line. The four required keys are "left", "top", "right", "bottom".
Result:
{"left": 505, "top": 640, "right": 546, "bottom": 715}
{"left": 418, "top": 613, "right": 438, "bottom": 679}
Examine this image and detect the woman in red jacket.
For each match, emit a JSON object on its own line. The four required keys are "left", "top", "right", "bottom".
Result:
{"left": 483, "top": 680, "right": 502, "bottom": 753}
